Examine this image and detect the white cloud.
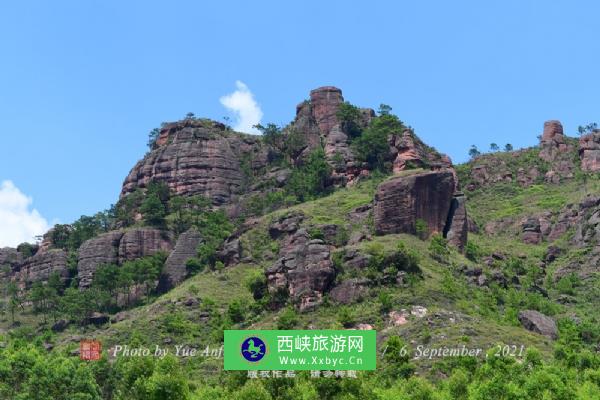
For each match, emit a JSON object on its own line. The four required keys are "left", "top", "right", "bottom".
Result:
{"left": 220, "top": 80, "right": 263, "bottom": 134}
{"left": 0, "top": 180, "right": 49, "bottom": 247}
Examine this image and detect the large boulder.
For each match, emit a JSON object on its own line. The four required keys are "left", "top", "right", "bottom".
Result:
{"left": 374, "top": 170, "right": 456, "bottom": 236}
{"left": 518, "top": 310, "right": 558, "bottom": 339}
{"left": 158, "top": 228, "right": 203, "bottom": 291}
{"left": 121, "top": 119, "right": 270, "bottom": 206}
{"left": 329, "top": 278, "right": 368, "bottom": 305}
{"left": 521, "top": 217, "right": 542, "bottom": 244}
{"left": 266, "top": 229, "right": 335, "bottom": 311}
{"left": 15, "top": 249, "right": 69, "bottom": 289}
{"left": 579, "top": 131, "right": 600, "bottom": 172}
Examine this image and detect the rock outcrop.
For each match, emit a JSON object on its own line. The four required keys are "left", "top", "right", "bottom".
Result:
{"left": 77, "top": 231, "right": 125, "bottom": 288}
{"left": 445, "top": 193, "right": 468, "bottom": 251}
{"left": 391, "top": 129, "right": 452, "bottom": 174}
{"left": 265, "top": 214, "right": 335, "bottom": 311}
{"left": 77, "top": 228, "right": 172, "bottom": 288}
{"left": 14, "top": 249, "right": 69, "bottom": 289}
{"left": 521, "top": 217, "right": 542, "bottom": 244}
{"left": 121, "top": 119, "right": 270, "bottom": 206}
{"left": 291, "top": 87, "right": 372, "bottom": 185}
{"left": 0, "top": 248, "right": 23, "bottom": 277}
{"left": 518, "top": 310, "right": 558, "bottom": 339}
{"left": 158, "top": 229, "right": 203, "bottom": 292}
{"left": 579, "top": 131, "right": 600, "bottom": 172}
{"left": 538, "top": 120, "right": 576, "bottom": 182}
{"left": 117, "top": 228, "right": 172, "bottom": 264}
{"left": 374, "top": 170, "right": 456, "bottom": 237}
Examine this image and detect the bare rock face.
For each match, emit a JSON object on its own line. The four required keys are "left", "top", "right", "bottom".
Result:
{"left": 158, "top": 228, "right": 203, "bottom": 292}
{"left": 118, "top": 228, "right": 172, "bottom": 264}
{"left": 77, "top": 228, "right": 172, "bottom": 288}
{"left": 266, "top": 224, "right": 335, "bottom": 311}
{"left": 518, "top": 310, "right": 558, "bottom": 339}
{"left": 374, "top": 170, "right": 456, "bottom": 237}
{"left": 310, "top": 86, "right": 345, "bottom": 140}
{"left": 579, "top": 131, "right": 600, "bottom": 172}
{"left": 77, "top": 231, "right": 124, "bottom": 288}
{"left": 121, "top": 119, "right": 269, "bottom": 206}
{"left": 445, "top": 194, "right": 468, "bottom": 251}
{"left": 15, "top": 249, "right": 69, "bottom": 289}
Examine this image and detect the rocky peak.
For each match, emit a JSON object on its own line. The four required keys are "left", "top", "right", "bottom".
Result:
{"left": 540, "top": 120, "right": 565, "bottom": 144}
{"left": 309, "top": 86, "right": 344, "bottom": 137}
{"left": 120, "top": 118, "right": 270, "bottom": 206}
{"left": 154, "top": 118, "right": 228, "bottom": 148}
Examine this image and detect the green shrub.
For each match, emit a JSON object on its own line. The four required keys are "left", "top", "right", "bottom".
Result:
{"left": 246, "top": 271, "right": 268, "bottom": 300}
{"left": 336, "top": 102, "right": 363, "bottom": 139}
{"left": 277, "top": 307, "right": 298, "bottom": 330}
{"left": 465, "top": 240, "right": 481, "bottom": 262}
{"left": 378, "top": 291, "right": 393, "bottom": 313}
{"left": 227, "top": 299, "right": 246, "bottom": 323}
{"left": 337, "top": 307, "right": 355, "bottom": 328}
{"left": 185, "top": 257, "right": 204, "bottom": 275}
{"left": 415, "top": 219, "right": 428, "bottom": 240}
{"left": 429, "top": 234, "right": 450, "bottom": 263}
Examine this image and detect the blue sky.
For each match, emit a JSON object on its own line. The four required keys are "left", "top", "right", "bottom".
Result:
{"left": 0, "top": 1, "right": 599, "bottom": 245}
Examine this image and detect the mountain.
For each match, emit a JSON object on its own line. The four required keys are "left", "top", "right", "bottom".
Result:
{"left": 1, "top": 88, "right": 599, "bottom": 399}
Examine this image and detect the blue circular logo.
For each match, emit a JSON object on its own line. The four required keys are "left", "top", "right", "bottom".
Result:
{"left": 241, "top": 336, "right": 266, "bottom": 362}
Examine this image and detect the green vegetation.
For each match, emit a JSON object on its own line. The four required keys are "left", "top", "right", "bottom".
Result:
{"left": 351, "top": 106, "right": 406, "bottom": 171}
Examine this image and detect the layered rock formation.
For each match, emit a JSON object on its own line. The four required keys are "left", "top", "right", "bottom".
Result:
{"left": 121, "top": 119, "right": 270, "bottom": 206}
{"left": 78, "top": 228, "right": 172, "bottom": 288}
{"left": 579, "top": 131, "right": 600, "bottom": 172}
{"left": 13, "top": 249, "right": 69, "bottom": 289}
{"left": 158, "top": 228, "right": 203, "bottom": 291}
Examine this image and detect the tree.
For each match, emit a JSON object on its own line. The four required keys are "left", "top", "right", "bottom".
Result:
{"left": 285, "top": 148, "right": 332, "bottom": 202}
{"left": 7, "top": 282, "right": 23, "bottom": 324}
{"left": 352, "top": 111, "right": 405, "bottom": 171}
{"left": 378, "top": 103, "right": 393, "bottom": 116}
{"left": 141, "top": 193, "right": 166, "bottom": 227}
{"left": 17, "top": 242, "right": 38, "bottom": 258}
{"left": 185, "top": 112, "right": 195, "bottom": 120}
{"left": 578, "top": 122, "right": 598, "bottom": 136}
{"left": 504, "top": 143, "right": 513, "bottom": 152}
{"left": 254, "top": 123, "right": 283, "bottom": 146}
{"left": 489, "top": 143, "right": 499, "bottom": 152}
{"left": 336, "top": 102, "right": 363, "bottom": 139}
{"left": 148, "top": 127, "right": 161, "bottom": 149}
{"left": 468, "top": 145, "right": 481, "bottom": 159}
